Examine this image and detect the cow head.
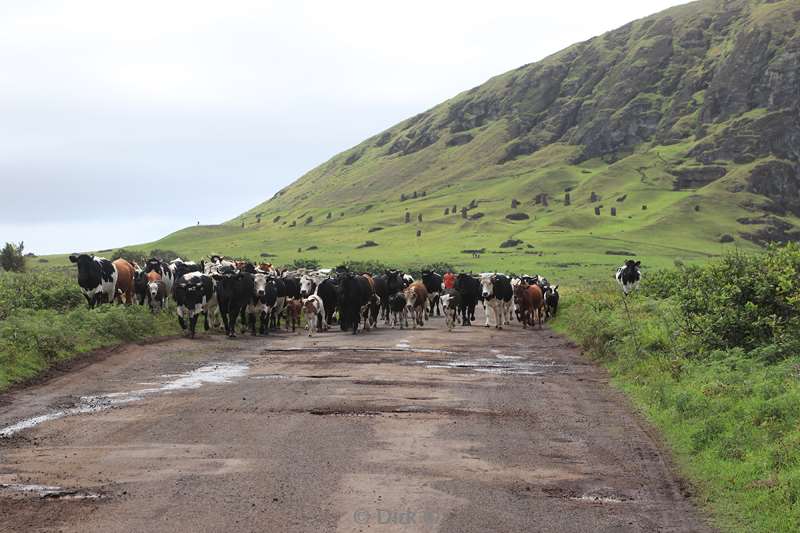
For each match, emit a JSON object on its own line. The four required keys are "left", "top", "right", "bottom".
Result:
{"left": 148, "top": 280, "right": 161, "bottom": 299}
{"left": 253, "top": 273, "right": 268, "bottom": 298}
{"left": 480, "top": 274, "right": 495, "bottom": 299}
{"left": 299, "top": 275, "right": 316, "bottom": 297}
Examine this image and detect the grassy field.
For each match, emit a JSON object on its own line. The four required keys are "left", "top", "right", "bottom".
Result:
{"left": 0, "top": 270, "right": 178, "bottom": 391}
{"left": 552, "top": 245, "right": 800, "bottom": 532}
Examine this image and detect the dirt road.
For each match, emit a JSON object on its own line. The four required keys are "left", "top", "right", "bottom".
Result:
{"left": 0, "top": 313, "right": 711, "bottom": 532}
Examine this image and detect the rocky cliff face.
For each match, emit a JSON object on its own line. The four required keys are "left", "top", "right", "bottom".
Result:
{"left": 242, "top": 0, "right": 799, "bottom": 247}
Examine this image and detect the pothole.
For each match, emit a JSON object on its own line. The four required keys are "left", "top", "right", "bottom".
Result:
{"left": 543, "top": 486, "right": 633, "bottom": 504}
{"left": 0, "top": 483, "right": 105, "bottom": 500}
{"left": 409, "top": 358, "right": 564, "bottom": 376}
{"left": 0, "top": 362, "right": 248, "bottom": 438}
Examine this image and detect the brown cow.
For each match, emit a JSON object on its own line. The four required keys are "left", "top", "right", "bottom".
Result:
{"left": 404, "top": 282, "right": 428, "bottom": 328}
{"left": 514, "top": 283, "right": 544, "bottom": 329}
{"left": 285, "top": 298, "right": 303, "bottom": 333}
{"left": 112, "top": 259, "right": 136, "bottom": 305}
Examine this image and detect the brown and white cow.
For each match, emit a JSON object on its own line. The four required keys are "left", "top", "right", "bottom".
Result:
{"left": 303, "top": 294, "right": 326, "bottom": 337}
{"left": 112, "top": 259, "right": 136, "bottom": 305}
{"left": 404, "top": 282, "right": 428, "bottom": 329}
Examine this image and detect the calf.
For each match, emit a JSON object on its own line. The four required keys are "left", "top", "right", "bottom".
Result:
{"left": 404, "top": 282, "right": 428, "bottom": 329}
{"left": 421, "top": 271, "right": 443, "bottom": 317}
{"left": 147, "top": 278, "right": 167, "bottom": 313}
{"left": 285, "top": 298, "right": 302, "bottom": 332}
{"left": 303, "top": 294, "right": 326, "bottom": 336}
{"left": 173, "top": 272, "right": 215, "bottom": 338}
{"left": 480, "top": 273, "right": 513, "bottom": 329}
{"left": 544, "top": 285, "right": 560, "bottom": 318}
{"left": 145, "top": 258, "right": 174, "bottom": 297}
{"left": 440, "top": 288, "right": 462, "bottom": 332}
{"left": 373, "top": 270, "right": 404, "bottom": 325}
{"left": 616, "top": 260, "right": 641, "bottom": 295}
{"left": 388, "top": 291, "right": 408, "bottom": 329}
{"left": 69, "top": 254, "right": 117, "bottom": 308}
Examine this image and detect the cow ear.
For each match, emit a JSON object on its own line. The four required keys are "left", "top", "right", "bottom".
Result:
{"left": 69, "top": 254, "right": 78, "bottom": 263}
{"left": 554, "top": 285, "right": 559, "bottom": 290}
{"left": 635, "top": 261, "right": 641, "bottom": 267}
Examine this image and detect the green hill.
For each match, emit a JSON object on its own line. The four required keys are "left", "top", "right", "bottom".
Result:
{"left": 132, "top": 0, "right": 799, "bottom": 280}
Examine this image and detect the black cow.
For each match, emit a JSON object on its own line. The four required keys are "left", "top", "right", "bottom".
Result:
{"left": 133, "top": 268, "right": 148, "bottom": 306}
{"left": 68, "top": 254, "right": 117, "bottom": 308}
{"left": 316, "top": 278, "right": 339, "bottom": 328}
{"left": 212, "top": 267, "right": 254, "bottom": 338}
{"left": 173, "top": 272, "right": 215, "bottom": 338}
{"left": 616, "top": 260, "right": 641, "bottom": 295}
{"left": 454, "top": 273, "right": 481, "bottom": 326}
{"left": 338, "top": 272, "right": 373, "bottom": 334}
{"left": 421, "top": 271, "right": 443, "bottom": 317}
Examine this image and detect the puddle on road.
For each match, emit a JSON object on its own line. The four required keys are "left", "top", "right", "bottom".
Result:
{"left": 0, "top": 483, "right": 104, "bottom": 500}
{"left": 410, "top": 358, "right": 565, "bottom": 376}
{"left": 0, "top": 362, "right": 248, "bottom": 438}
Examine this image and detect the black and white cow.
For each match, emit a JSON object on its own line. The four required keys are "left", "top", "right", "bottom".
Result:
{"left": 440, "top": 288, "right": 462, "bottom": 332}
{"left": 454, "top": 273, "right": 481, "bottom": 326}
{"left": 480, "top": 273, "right": 513, "bottom": 329}
{"left": 374, "top": 270, "right": 405, "bottom": 325}
{"left": 170, "top": 258, "right": 203, "bottom": 280}
{"left": 421, "top": 271, "right": 443, "bottom": 317}
{"left": 173, "top": 272, "right": 215, "bottom": 338}
{"left": 147, "top": 279, "right": 167, "bottom": 313}
{"left": 68, "top": 254, "right": 117, "bottom": 308}
{"left": 544, "top": 285, "right": 560, "bottom": 318}
{"left": 133, "top": 263, "right": 148, "bottom": 306}
{"left": 145, "top": 258, "right": 174, "bottom": 297}
{"left": 616, "top": 260, "right": 641, "bottom": 295}
{"left": 387, "top": 291, "right": 408, "bottom": 329}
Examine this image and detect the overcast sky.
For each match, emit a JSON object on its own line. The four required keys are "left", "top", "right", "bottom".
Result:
{"left": 0, "top": 0, "right": 687, "bottom": 255}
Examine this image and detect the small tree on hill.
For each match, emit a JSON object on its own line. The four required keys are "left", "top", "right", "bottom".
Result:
{"left": 405, "top": 212, "right": 411, "bottom": 223}
{"left": 1, "top": 241, "right": 26, "bottom": 272}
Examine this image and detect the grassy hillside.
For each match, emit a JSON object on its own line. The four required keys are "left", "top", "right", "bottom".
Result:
{"left": 65, "top": 0, "right": 799, "bottom": 280}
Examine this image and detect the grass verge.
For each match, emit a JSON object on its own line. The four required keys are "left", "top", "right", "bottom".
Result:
{"left": 552, "top": 280, "right": 800, "bottom": 532}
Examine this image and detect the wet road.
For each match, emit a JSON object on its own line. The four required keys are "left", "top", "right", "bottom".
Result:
{"left": 0, "top": 313, "right": 712, "bottom": 532}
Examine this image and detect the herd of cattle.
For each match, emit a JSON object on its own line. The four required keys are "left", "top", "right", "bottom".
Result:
{"left": 67, "top": 254, "right": 567, "bottom": 338}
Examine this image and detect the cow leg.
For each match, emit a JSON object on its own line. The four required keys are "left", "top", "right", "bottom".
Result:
{"left": 178, "top": 315, "right": 188, "bottom": 334}
{"left": 189, "top": 314, "right": 199, "bottom": 339}
{"left": 248, "top": 312, "right": 257, "bottom": 336}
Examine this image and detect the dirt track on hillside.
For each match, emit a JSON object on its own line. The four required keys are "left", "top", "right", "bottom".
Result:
{"left": 0, "top": 312, "right": 712, "bottom": 532}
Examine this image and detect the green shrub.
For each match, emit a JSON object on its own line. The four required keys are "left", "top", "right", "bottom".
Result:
{"left": 1, "top": 241, "right": 26, "bottom": 272}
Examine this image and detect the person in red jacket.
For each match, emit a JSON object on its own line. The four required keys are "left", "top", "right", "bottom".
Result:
{"left": 443, "top": 271, "right": 456, "bottom": 290}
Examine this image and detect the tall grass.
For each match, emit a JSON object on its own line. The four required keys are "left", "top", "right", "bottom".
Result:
{"left": 552, "top": 244, "right": 800, "bottom": 532}
{"left": 0, "top": 269, "right": 178, "bottom": 390}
